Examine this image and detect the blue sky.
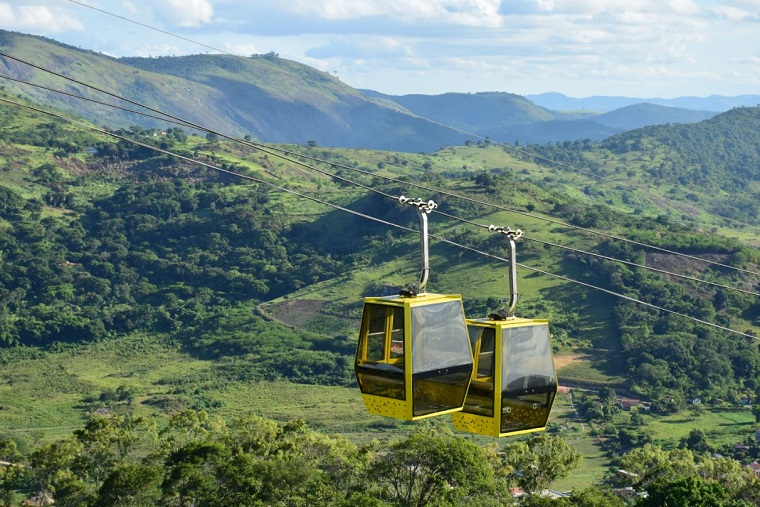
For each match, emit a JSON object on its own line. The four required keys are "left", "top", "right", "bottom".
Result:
{"left": 3, "top": 0, "right": 760, "bottom": 98}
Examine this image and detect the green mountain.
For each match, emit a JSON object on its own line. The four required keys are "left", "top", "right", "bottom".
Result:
{"left": 360, "top": 90, "right": 557, "bottom": 129}
{"left": 1, "top": 30, "right": 727, "bottom": 153}
{"left": 602, "top": 107, "right": 760, "bottom": 201}
{"left": 362, "top": 89, "right": 628, "bottom": 143}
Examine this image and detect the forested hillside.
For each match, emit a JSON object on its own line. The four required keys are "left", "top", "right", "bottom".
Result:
{"left": 1, "top": 82, "right": 760, "bottom": 503}
{"left": 0, "top": 30, "right": 468, "bottom": 152}
{"left": 604, "top": 107, "right": 760, "bottom": 181}
{"left": 592, "top": 103, "right": 717, "bottom": 130}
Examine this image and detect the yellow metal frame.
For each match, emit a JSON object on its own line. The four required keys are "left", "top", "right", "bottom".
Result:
{"left": 452, "top": 318, "right": 557, "bottom": 437}
{"left": 356, "top": 306, "right": 404, "bottom": 366}
{"left": 356, "top": 293, "right": 470, "bottom": 421}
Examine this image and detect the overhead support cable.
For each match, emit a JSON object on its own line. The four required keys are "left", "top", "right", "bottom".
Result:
{"left": 50, "top": 1, "right": 760, "bottom": 233}
{"left": 432, "top": 208, "right": 760, "bottom": 296}
{"left": 2, "top": 94, "right": 756, "bottom": 342}
{"left": 430, "top": 233, "right": 759, "bottom": 340}
{"left": 2, "top": 49, "right": 757, "bottom": 277}
{"left": 0, "top": 66, "right": 760, "bottom": 296}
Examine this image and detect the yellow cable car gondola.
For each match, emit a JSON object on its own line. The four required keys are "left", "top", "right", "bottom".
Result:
{"left": 354, "top": 197, "right": 473, "bottom": 420}
{"left": 452, "top": 226, "right": 558, "bottom": 437}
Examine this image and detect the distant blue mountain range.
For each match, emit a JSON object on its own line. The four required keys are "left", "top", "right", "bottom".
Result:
{"left": 526, "top": 92, "right": 760, "bottom": 113}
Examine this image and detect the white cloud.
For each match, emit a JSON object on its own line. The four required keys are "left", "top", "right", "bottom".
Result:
{"left": 500, "top": 0, "right": 708, "bottom": 65}
{"left": 0, "top": 3, "right": 84, "bottom": 32}
{"left": 731, "top": 55, "right": 760, "bottom": 64}
{"left": 223, "top": 42, "right": 261, "bottom": 56}
{"left": 291, "top": 0, "right": 380, "bottom": 19}
{"left": 308, "top": 36, "right": 414, "bottom": 59}
{"left": 288, "top": 0, "right": 503, "bottom": 27}
{"left": 120, "top": 1, "right": 139, "bottom": 15}
{"left": 710, "top": 2, "right": 760, "bottom": 22}
{"left": 714, "top": 0, "right": 760, "bottom": 9}
{"left": 546, "top": 0, "right": 700, "bottom": 16}
{"left": 155, "top": 0, "right": 214, "bottom": 27}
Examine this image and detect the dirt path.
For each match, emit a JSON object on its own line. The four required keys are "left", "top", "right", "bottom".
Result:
{"left": 554, "top": 354, "right": 583, "bottom": 369}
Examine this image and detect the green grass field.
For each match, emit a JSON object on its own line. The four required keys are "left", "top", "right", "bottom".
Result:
{"left": 646, "top": 407, "right": 756, "bottom": 449}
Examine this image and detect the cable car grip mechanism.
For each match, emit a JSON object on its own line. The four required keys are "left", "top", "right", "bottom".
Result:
{"left": 398, "top": 196, "right": 438, "bottom": 297}
{"left": 488, "top": 225, "right": 523, "bottom": 320}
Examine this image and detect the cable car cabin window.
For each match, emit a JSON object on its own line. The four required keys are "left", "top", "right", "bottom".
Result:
{"left": 389, "top": 308, "right": 404, "bottom": 359}
{"left": 411, "top": 301, "right": 471, "bottom": 374}
{"left": 501, "top": 324, "right": 555, "bottom": 389}
{"left": 500, "top": 324, "right": 557, "bottom": 433}
{"left": 410, "top": 300, "right": 473, "bottom": 417}
{"left": 472, "top": 326, "right": 495, "bottom": 380}
{"left": 460, "top": 325, "right": 496, "bottom": 417}
{"left": 363, "top": 305, "right": 404, "bottom": 363}
{"left": 355, "top": 304, "right": 405, "bottom": 401}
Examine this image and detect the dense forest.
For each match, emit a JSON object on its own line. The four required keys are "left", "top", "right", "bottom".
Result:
{"left": 2, "top": 410, "right": 760, "bottom": 507}
{"left": 2, "top": 132, "right": 758, "bottom": 403}
{"left": 0, "top": 156, "right": 355, "bottom": 385}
